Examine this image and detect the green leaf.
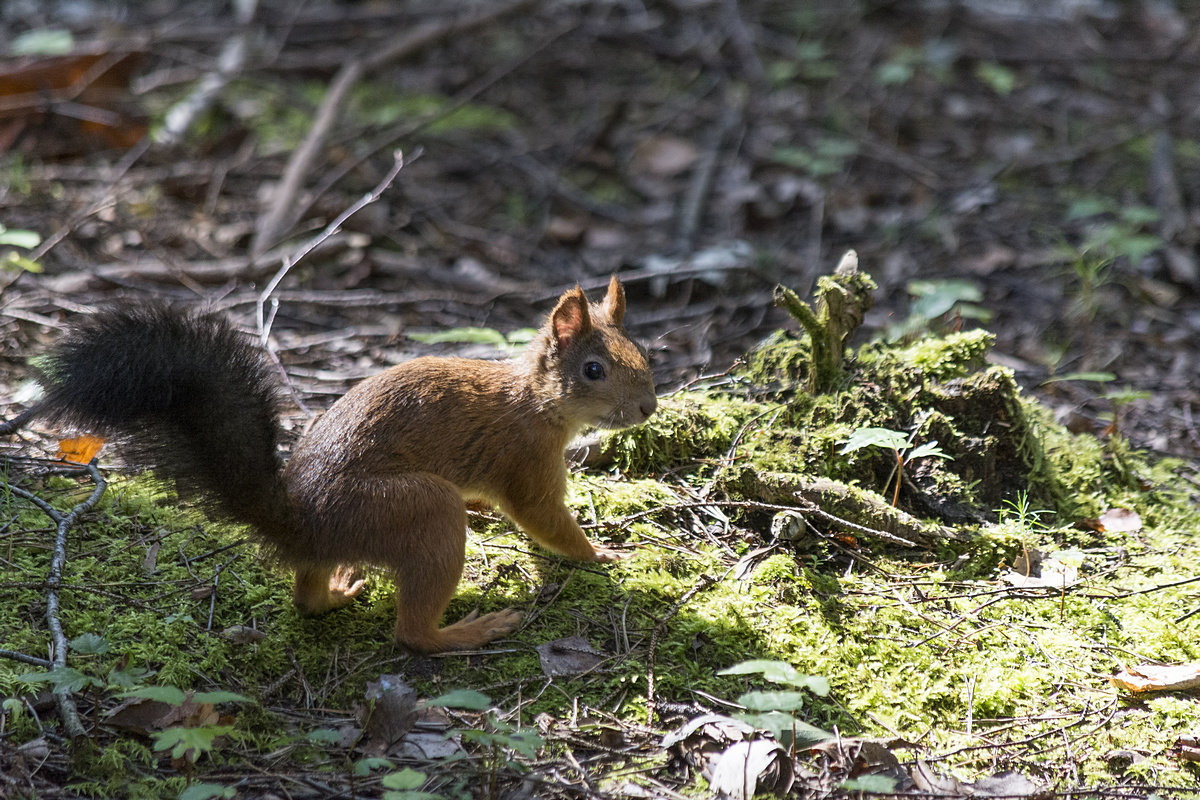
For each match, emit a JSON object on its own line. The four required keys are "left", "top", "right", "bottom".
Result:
{"left": 0, "top": 227, "right": 41, "bottom": 249}
{"left": 179, "top": 783, "right": 236, "bottom": 800}
{"left": 1119, "top": 205, "right": 1162, "bottom": 226}
{"left": 427, "top": 689, "right": 492, "bottom": 710}
{"left": 505, "top": 328, "right": 538, "bottom": 346}
{"left": 106, "top": 666, "right": 151, "bottom": 688}
{"left": 718, "top": 660, "right": 830, "bottom": 694}
{"left": 381, "top": 768, "right": 428, "bottom": 790}
{"left": 720, "top": 659, "right": 803, "bottom": 681}
{"left": 11, "top": 29, "right": 74, "bottom": 56}
{"left": 737, "top": 690, "right": 809, "bottom": 712}
{"left": 353, "top": 756, "right": 395, "bottom": 776}
{"left": 908, "top": 279, "right": 982, "bottom": 321}
{"left": 2, "top": 697, "right": 25, "bottom": 721}
{"left": 192, "top": 690, "right": 251, "bottom": 705}
{"left": 906, "top": 441, "right": 950, "bottom": 461}
{"left": 1, "top": 252, "right": 42, "bottom": 273}
{"left": 307, "top": 728, "right": 344, "bottom": 745}
{"left": 1041, "top": 371, "right": 1116, "bottom": 384}
{"left": 735, "top": 710, "right": 832, "bottom": 746}
{"left": 68, "top": 633, "right": 109, "bottom": 655}
{"left": 1066, "top": 197, "right": 1110, "bottom": 220}
{"left": 842, "top": 774, "right": 901, "bottom": 792}
{"left": 119, "top": 685, "right": 188, "bottom": 706}
{"left": 1102, "top": 387, "right": 1151, "bottom": 404}
{"left": 151, "top": 725, "right": 232, "bottom": 760}
{"left": 838, "top": 427, "right": 908, "bottom": 454}
{"left": 18, "top": 666, "right": 102, "bottom": 694}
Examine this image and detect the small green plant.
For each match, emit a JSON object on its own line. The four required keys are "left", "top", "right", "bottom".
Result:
{"left": 887, "top": 278, "right": 991, "bottom": 341}
{"left": 0, "top": 224, "right": 42, "bottom": 273}
{"left": 380, "top": 768, "right": 438, "bottom": 800}
{"left": 430, "top": 689, "right": 542, "bottom": 798}
{"left": 838, "top": 426, "right": 951, "bottom": 505}
{"left": 1066, "top": 198, "right": 1163, "bottom": 270}
{"left": 717, "top": 660, "right": 831, "bottom": 749}
{"left": 19, "top": 633, "right": 249, "bottom": 796}
{"left": 346, "top": 688, "right": 544, "bottom": 800}
{"left": 770, "top": 135, "right": 858, "bottom": 178}
{"left": 995, "top": 489, "right": 1052, "bottom": 533}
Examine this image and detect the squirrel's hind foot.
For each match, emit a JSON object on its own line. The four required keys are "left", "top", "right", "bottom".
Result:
{"left": 395, "top": 607, "right": 522, "bottom": 654}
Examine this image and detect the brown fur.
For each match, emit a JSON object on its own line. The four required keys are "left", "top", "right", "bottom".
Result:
{"left": 36, "top": 277, "right": 656, "bottom": 653}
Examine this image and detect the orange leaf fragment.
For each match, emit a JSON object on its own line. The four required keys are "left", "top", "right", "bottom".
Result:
{"left": 56, "top": 435, "right": 105, "bottom": 464}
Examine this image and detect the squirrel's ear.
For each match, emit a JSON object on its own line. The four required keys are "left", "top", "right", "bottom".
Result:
{"left": 550, "top": 287, "right": 592, "bottom": 351}
{"left": 600, "top": 275, "right": 626, "bottom": 325}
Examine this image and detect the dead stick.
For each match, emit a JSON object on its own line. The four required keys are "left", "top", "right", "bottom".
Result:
{"left": 251, "top": 0, "right": 539, "bottom": 256}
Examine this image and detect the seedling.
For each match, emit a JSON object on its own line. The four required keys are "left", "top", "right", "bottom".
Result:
{"left": 839, "top": 426, "right": 951, "bottom": 506}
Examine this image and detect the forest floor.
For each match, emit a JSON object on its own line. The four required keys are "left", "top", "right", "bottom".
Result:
{"left": 2, "top": 1, "right": 1200, "bottom": 798}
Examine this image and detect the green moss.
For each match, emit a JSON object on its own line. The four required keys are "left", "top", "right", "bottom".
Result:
{"left": 603, "top": 393, "right": 760, "bottom": 474}
{"left": 5, "top": 311, "right": 1200, "bottom": 790}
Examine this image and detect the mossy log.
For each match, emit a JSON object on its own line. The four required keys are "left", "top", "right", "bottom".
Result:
{"left": 722, "top": 466, "right": 972, "bottom": 547}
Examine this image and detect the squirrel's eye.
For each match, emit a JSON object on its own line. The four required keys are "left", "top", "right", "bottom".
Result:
{"left": 583, "top": 361, "right": 605, "bottom": 381}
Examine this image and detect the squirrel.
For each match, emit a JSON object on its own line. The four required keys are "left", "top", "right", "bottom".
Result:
{"left": 31, "top": 276, "right": 657, "bottom": 653}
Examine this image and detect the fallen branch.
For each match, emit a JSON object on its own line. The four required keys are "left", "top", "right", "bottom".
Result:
{"left": 719, "top": 468, "right": 971, "bottom": 546}
{"left": 6, "top": 462, "right": 108, "bottom": 740}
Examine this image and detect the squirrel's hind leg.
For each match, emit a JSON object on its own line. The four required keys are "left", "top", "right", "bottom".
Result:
{"left": 389, "top": 484, "right": 522, "bottom": 652}
{"left": 332, "top": 471, "right": 521, "bottom": 653}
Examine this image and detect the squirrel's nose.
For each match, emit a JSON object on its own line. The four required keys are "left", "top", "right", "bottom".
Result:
{"left": 640, "top": 395, "right": 658, "bottom": 419}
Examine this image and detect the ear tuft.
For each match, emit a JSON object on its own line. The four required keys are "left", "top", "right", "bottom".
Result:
{"left": 550, "top": 287, "right": 591, "bottom": 351}
{"left": 601, "top": 275, "right": 626, "bottom": 325}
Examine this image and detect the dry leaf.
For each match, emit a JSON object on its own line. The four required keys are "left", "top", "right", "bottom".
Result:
{"left": 535, "top": 635, "right": 605, "bottom": 677}
{"left": 630, "top": 134, "right": 699, "bottom": 178}
{"left": 1110, "top": 663, "right": 1200, "bottom": 693}
{"left": 55, "top": 435, "right": 105, "bottom": 464}
{"left": 1170, "top": 735, "right": 1200, "bottom": 763}
{"left": 359, "top": 674, "right": 418, "bottom": 754}
{"left": 708, "top": 739, "right": 795, "bottom": 800}
{"left": 1098, "top": 507, "right": 1142, "bottom": 533}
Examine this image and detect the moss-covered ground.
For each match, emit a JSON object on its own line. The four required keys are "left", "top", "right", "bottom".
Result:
{"left": 4, "top": 288, "right": 1200, "bottom": 798}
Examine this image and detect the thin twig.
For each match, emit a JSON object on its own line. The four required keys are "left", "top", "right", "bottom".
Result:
{"left": 254, "top": 149, "right": 412, "bottom": 414}
{"left": 645, "top": 570, "right": 726, "bottom": 727}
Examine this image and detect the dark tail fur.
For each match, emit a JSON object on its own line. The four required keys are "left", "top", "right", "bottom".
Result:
{"left": 34, "top": 303, "right": 295, "bottom": 541}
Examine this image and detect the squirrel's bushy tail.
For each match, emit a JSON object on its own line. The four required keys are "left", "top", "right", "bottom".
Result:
{"left": 35, "top": 303, "right": 294, "bottom": 539}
